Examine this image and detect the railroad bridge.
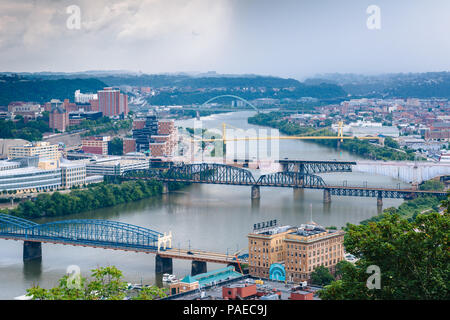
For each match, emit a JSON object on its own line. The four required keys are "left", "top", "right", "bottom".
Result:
{"left": 121, "top": 162, "right": 446, "bottom": 205}
{"left": 0, "top": 214, "right": 245, "bottom": 275}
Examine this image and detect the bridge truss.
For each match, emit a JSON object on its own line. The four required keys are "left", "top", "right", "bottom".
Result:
{"left": 0, "top": 214, "right": 165, "bottom": 252}
{"left": 279, "top": 160, "right": 356, "bottom": 174}
{"left": 122, "top": 162, "right": 447, "bottom": 199}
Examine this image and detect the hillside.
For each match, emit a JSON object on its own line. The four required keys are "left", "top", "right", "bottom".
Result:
{"left": 0, "top": 75, "right": 107, "bottom": 106}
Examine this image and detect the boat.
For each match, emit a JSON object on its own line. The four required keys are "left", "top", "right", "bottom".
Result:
{"left": 162, "top": 273, "right": 177, "bottom": 283}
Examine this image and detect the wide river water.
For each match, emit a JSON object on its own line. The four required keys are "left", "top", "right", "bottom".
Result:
{"left": 0, "top": 111, "right": 408, "bottom": 299}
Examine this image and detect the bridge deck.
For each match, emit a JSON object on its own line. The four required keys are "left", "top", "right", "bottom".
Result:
{"left": 125, "top": 176, "right": 446, "bottom": 198}
{"left": 0, "top": 235, "right": 246, "bottom": 264}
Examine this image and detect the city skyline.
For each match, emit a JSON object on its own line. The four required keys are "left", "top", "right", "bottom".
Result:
{"left": 1, "top": 0, "right": 450, "bottom": 79}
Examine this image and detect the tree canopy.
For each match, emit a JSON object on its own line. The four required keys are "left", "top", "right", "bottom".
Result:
{"left": 319, "top": 200, "right": 449, "bottom": 300}
{"left": 26, "top": 266, "right": 168, "bottom": 300}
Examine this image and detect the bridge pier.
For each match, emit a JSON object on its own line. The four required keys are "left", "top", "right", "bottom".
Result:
{"left": 251, "top": 198, "right": 260, "bottom": 211}
{"left": 251, "top": 185, "right": 260, "bottom": 200}
{"left": 377, "top": 194, "right": 383, "bottom": 208}
{"left": 155, "top": 255, "right": 173, "bottom": 274}
{"left": 162, "top": 182, "right": 169, "bottom": 194}
{"left": 191, "top": 260, "right": 207, "bottom": 276}
{"left": 293, "top": 187, "right": 304, "bottom": 200}
{"left": 23, "top": 241, "right": 42, "bottom": 261}
{"left": 323, "top": 189, "right": 331, "bottom": 204}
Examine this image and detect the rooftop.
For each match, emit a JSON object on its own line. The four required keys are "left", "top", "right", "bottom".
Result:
{"left": 0, "top": 166, "right": 60, "bottom": 177}
{"left": 180, "top": 266, "right": 243, "bottom": 287}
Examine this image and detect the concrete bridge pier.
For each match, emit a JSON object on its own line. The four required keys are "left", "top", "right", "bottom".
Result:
{"left": 155, "top": 255, "right": 173, "bottom": 274}
{"left": 251, "top": 198, "right": 260, "bottom": 212}
{"left": 323, "top": 189, "right": 331, "bottom": 204}
{"left": 293, "top": 187, "right": 304, "bottom": 200}
{"left": 251, "top": 185, "right": 260, "bottom": 200}
{"left": 23, "top": 241, "right": 42, "bottom": 261}
{"left": 377, "top": 192, "right": 383, "bottom": 208}
{"left": 191, "top": 260, "right": 207, "bottom": 276}
{"left": 162, "top": 182, "right": 169, "bottom": 194}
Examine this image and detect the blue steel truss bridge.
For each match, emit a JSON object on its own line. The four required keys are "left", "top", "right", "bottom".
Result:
{"left": 0, "top": 214, "right": 246, "bottom": 275}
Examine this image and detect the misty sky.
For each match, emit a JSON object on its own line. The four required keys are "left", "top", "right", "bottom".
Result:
{"left": 1, "top": 0, "right": 449, "bottom": 79}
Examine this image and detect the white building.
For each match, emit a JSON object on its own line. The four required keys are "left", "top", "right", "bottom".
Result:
{"left": 85, "top": 157, "right": 149, "bottom": 176}
{"left": 60, "top": 161, "right": 86, "bottom": 188}
{"left": 0, "top": 167, "right": 62, "bottom": 192}
{"left": 75, "top": 90, "right": 98, "bottom": 104}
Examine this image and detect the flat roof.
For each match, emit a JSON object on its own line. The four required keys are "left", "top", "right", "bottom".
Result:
{"left": 0, "top": 167, "right": 60, "bottom": 177}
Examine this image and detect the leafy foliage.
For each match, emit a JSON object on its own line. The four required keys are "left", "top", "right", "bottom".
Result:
{"left": 0, "top": 74, "right": 106, "bottom": 105}
{"left": 0, "top": 180, "right": 163, "bottom": 219}
{"left": 0, "top": 118, "right": 49, "bottom": 141}
{"left": 360, "top": 196, "right": 443, "bottom": 224}
{"left": 108, "top": 137, "right": 124, "bottom": 155}
{"left": 26, "top": 266, "right": 167, "bottom": 300}
{"left": 310, "top": 265, "right": 335, "bottom": 286}
{"left": 319, "top": 207, "right": 450, "bottom": 300}
{"left": 419, "top": 180, "right": 445, "bottom": 191}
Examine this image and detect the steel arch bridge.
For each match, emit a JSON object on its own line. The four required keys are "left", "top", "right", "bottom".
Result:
{"left": 201, "top": 95, "right": 259, "bottom": 112}
{"left": 0, "top": 214, "right": 165, "bottom": 252}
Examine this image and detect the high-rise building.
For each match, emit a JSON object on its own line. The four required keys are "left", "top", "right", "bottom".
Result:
{"left": 133, "top": 116, "right": 159, "bottom": 153}
{"left": 132, "top": 116, "right": 177, "bottom": 157}
{"left": 97, "top": 87, "right": 128, "bottom": 117}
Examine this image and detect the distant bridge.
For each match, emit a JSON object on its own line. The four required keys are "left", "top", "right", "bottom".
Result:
{"left": 0, "top": 214, "right": 245, "bottom": 275}
{"left": 121, "top": 162, "right": 447, "bottom": 204}
{"left": 353, "top": 160, "right": 450, "bottom": 184}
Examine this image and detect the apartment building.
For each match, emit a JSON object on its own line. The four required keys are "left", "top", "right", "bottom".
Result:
{"left": 97, "top": 87, "right": 128, "bottom": 117}
{"left": 248, "top": 222, "right": 345, "bottom": 284}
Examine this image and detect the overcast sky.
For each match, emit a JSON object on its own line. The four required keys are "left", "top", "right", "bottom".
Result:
{"left": 1, "top": 0, "right": 449, "bottom": 79}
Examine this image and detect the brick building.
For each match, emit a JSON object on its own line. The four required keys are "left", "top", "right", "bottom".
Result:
{"left": 123, "top": 138, "right": 137, "bottom": 154}
{"left": 248, "top": 221, "right": 345, "bottom": 284}
{"left": 49, "top": 106, "right": 70, "bottom": 132}
{"left": 97, "top": 87, "right": 128, "bottom": 117}
{"left": 81, "top": 136, "right": 110, "bottom": 155}
{"left": 132, "top": 116, "right": 177, "bottom": 157}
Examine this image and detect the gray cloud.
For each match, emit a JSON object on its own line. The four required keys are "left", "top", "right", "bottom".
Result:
{"left": 0, "top": 0, "right": 449, "bottom": 78}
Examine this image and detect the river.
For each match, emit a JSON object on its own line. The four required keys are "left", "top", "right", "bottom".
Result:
{"left": 0, "top": 111, "right": 408, "bottom": 299}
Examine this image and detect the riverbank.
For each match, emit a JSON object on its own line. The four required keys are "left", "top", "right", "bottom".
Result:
{"left": 0, "top": 179, "right": 164, "bottom": 220}
{"left": 360, "top": 194, "right": 446, "bottom": 225}
{"left": 248, "top": 112, "right": 419, "bottom": 161}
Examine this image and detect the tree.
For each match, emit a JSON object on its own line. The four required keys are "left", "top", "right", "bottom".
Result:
{"left": 26, "top": 266, "right": 167, "bottom": 300}
{"left": 310, "top": 265, "right": 335, "bottom": 286}
{"left": 108, "top": 137, "right": 123, "bottom": 155}
{"left": 319, "top": 207, "right": 450, "bottom": 300}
